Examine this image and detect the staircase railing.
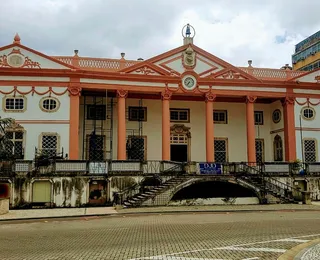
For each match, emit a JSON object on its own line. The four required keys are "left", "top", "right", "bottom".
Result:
{"left": 116, "top": 182, "right": 140, "bottom": 205}
{"left": 162, "top": 161, "right": 185, "bottom": 174}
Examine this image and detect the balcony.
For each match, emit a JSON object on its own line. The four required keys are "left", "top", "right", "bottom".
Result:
{"left": 0, "top": 160, "right": 320, "bottom": 177}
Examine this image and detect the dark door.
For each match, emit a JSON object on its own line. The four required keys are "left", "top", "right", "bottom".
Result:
{"left": 170, "top": 145, "right": 188, "bottom": 162}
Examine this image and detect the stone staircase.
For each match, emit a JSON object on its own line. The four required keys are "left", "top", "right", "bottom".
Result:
{"left": 123, "top": 176, "right": 187, "bottom": 208}
{"left": 239, "top": 175, "right": 297, "bottom": 204}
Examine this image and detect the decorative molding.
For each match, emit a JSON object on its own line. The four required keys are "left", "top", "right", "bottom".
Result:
{"left": 281, "top": 96, "right": 295, "bottom": 106}
{"left": 205, "top": 92, "right": 216, "bottom": 102}
{"left": 0, "top": 86, "right": 68, "bottom": 96}
{"left": 161, "top": 88, "right": 172, "bottom": 100}
{"left": 116, "top": 89, "right": 128, "bottom": 98}
{"left": 182, "top": 46, "right": 196, "bottom": 69}
{"left": 0, "top": 48, "right": 41, "bottom": 68}
{"left": 135, "top": 66, "right": 157, "bottom": 75}
{"left": 170, "top": 124, "right": 191, "bottom": 138}
{"left": 68, "top": 85, "right": 81, "bottom": 96}
{"left": 295, "top": 97, "right": 320, "bottom": 106}
{"left": 246, "top": 96, "right": 257, "bottom": 103}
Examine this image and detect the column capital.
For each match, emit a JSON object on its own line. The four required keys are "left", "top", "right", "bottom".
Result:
{"left": 205, "top": 92, "right": 216, "bottom": 102}
{"left": 68, "top": 85, "right": 82, "bottom": 96}
{"left": 246, "top": 96, "right": 257, "bottom": 103}
{"left": 117, "top": 89, "right": 128, "bottom": 98}
{"left": 161, "top": 89, "right": 172, "bottom": 100}
{"left": 281, "top": 96, "right": 295, "bottom": 106}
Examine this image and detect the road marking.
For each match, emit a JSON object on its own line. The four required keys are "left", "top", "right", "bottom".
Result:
{"left": 129, "top": 233, "right": 320, "bottom": 260}
{"left": 274, "top": 238, "right": 310, "bottom": 243}
{"left": 137, "top": 257, "right": 225, "bottom": 260}
{"left": 215, "top": 246, "right": 286, "bottom": 253}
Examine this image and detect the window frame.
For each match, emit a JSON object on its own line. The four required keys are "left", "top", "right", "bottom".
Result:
{"left": 127, "top": 135, "right": 147, "bottom": 161}
{"left": 86, "top": 104, "right": 107, "bottom": 120}
{"left": 5, "top": 129, "right": 25, "bottom": 159}
{"left": 128, "top": 106, "right": 147, "bottom": 122}
{"left": 213, "top": 110, "right": 228, "bottom": 124}
{"left": 39, "top": 133, "right": 60, "bottom": 157}
{"left": 272, "top": 109, "right": 281, "bottom": 124}
{"left": 214, "top": 137, "right": 228, "bottom": 163}
{"left": 86, "top": 134, "right": 106, "bottom": 161}
{"left": 170, "top": 108, "right": 190, "bottom": 123}
{"left": 254, "top": 111, "right": 264, "bottom": 125}
{"left": 303, "top": 138, "right": 317, "bottom": 163}
{"left": 3, "top": 96, "right": 26, "bottom": 112}
{"left": 40, "top": 97, "right": 60, "bottom": 113}
{"left": 301, "top": 107, "right": 316, "bottom": 121}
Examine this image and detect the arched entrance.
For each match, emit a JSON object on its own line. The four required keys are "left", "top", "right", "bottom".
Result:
{"left": 170, "top": 124, "right": 191, "bottom": 162}
{"left": 169, "top": 180, "right": 260, "bottom": 205}
{"left": 273, "top": 135, "right": 283, "bottom": 161}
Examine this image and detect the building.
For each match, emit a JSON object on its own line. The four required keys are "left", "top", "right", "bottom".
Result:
{"left": 1, "top": 25, "right": 320, "bottom": 208}
{"left": 292, "top": 30, "right": 320, "bottom": 71}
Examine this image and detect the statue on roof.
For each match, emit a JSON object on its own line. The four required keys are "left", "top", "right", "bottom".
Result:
{"left": 186, "top": 24, "right": 191, "bottom": 37}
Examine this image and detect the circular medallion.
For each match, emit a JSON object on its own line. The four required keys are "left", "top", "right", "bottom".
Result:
{"left": 182, "top": 75, "right": 197, "bottom": 90}
{"left": 7, "top": 54, "right": 24, "bottom": 67}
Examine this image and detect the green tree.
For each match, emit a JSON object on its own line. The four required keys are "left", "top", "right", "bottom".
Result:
{"left": 0, "top": 117, "right": 17, "bottom": 160}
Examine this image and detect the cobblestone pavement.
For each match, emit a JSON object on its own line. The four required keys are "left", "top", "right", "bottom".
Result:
{"left": 1, "top": 211, "right": 320, "bottom": 260}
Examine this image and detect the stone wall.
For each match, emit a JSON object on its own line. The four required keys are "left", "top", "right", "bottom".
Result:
{"left": 0, "top": 198, "right": 9, "bottom": 215}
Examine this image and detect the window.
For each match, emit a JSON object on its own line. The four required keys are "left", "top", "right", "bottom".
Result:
{"left": 213, "top": 110, "right": 228, "bottom": 124}
{"left": 303, "top": 139, "right": 317, "bottom": 163}
{"left": 170, "top": 109, "right": 189, "bottom": 122}
{"left": 41, "top": 134, "right": 58, "bottom": 157}
{"left": 87, "top": 134, "right": 105, "bottom": 161}
{"left": 214, "top": 138, "right": 228, "bottom": 163}
{"left": 272, "top": 109, "right": 281, "bottom": 124}
{"left": 4, "top": 97, "right": 25, "bottom": 111}
{"left": 128, "top": 107, "right": 147, "bottom": 121}
{"left": 127, "top": 136, "right": 146, "bottom": 161}
{"left": 87, "top": 105, "right": 106, "bottom": 120}
{"left": 41, "top": 97, "right": 59, "bottom": 112}
{"left": 301, "top": 107, "right": 315, "bottom": 120}
{"left": 255, "top": 139, "right": 265, "bottom": 163}
{"left": 273, "top": 135, "right": 283, "bottom": 161}
{"left": 5, "top": 131, "right": 24, "bottom": 159}
{"left": 254, "top": 111, "right": 264, "bottom": 125}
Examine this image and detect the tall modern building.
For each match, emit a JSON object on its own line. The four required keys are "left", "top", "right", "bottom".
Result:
{"left": 292, "top": 30, "right": 320, "bottom": 71}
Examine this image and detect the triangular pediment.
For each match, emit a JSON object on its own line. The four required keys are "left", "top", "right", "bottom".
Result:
{"left": 121, "top": 62, "right": 170, "bottom": 76}
{"left": 288, "top": 69, "right": 320, "bottom": 83}
{"left": 0, "top": 43, "right": 76, "bottom": 70}
{"left": 121, "top": 44, "right": 258, "bottom": 81}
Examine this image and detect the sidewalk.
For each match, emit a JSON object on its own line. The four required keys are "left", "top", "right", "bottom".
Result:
{"left": 278, "top": 238, "right": 320, "bottom": 260}
{"left": 0, "top": 204, "right": 320, "bottom": 221}
{"left": 117, "top": 204, "right": 320, "bottom": 214}
{"left": 0, "top": 207, "right": 118, "bottom": 221}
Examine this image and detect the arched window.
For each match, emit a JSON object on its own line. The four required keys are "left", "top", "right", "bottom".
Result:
{"left": 273, "top": 135, "right": 283, "bottom": 161}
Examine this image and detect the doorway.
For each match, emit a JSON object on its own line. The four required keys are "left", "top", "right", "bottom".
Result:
{"left": 170, "top": 124, "right": 191, "bottom": 162}
{"left": 171, "top": 144, "right": 188, "bottom": 162}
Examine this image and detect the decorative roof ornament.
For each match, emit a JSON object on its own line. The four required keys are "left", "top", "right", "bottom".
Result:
{"left": 13, "top": 33, "right": 21, "bottom": 44}
{"left": 182, "top": 24, "right": 195, "bottom": 45}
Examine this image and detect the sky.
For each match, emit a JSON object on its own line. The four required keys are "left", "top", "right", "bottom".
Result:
{"left": 0, "top": 0, "right": 320, "bottom": 68}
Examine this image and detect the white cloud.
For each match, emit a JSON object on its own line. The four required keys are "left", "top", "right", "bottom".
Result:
{"left": 0, "top": 0, "right": 319, "bottom": 68}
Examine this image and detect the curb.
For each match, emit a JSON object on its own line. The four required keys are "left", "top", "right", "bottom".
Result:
{"left": 1, "top": 208, "right": 320, "bottom": 223}
{"left": 278, "top": 238, "right": 320, "bottom": 260}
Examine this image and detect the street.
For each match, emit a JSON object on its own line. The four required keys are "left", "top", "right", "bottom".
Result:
{"left": 1, "top": 211, "right": 320, "bottom": 259}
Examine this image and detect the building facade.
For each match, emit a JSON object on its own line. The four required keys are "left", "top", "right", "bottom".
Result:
{"left": 292, "top": 30, "right": 320, "bottom": 71}
{"left": 1, "top": 28, "right": 320, "bottom": 208}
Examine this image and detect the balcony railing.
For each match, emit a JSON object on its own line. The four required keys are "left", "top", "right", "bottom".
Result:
{"left": 1, "top": 160, "right": 320, "bottom": 177}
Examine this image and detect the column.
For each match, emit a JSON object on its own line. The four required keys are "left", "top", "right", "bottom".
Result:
{"left": 162, "top": 89, "right": 172, "bottom": 161}
{"left": 205, "top": 92, "right": 216, "bottom": 162}
{"left": 246, "top": 96, "right": 257, "bottom": 163}
{"left": 117, "top": 89, "right": 128, "bottom": 160}
{"left": 68, "top": 84, "right": 81, "bottom": 159}
{"left": 282, "top": 97, "right": 296, "bottom": 161}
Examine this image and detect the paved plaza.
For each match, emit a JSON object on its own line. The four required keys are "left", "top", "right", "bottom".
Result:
{"left": 1, "top": 211, "right": 320, "bottom": 259}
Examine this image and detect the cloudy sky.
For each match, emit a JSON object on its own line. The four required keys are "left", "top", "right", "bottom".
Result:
{"left": 0, "top": 0, "right": 320, "bottom": 69}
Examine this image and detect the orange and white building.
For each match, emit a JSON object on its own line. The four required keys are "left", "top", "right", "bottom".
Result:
{"left": 1, "top": 27, "right": 320, "bottom": 165}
